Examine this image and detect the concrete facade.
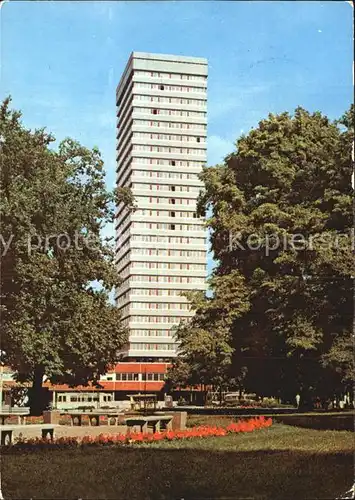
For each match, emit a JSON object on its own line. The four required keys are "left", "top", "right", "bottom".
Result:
{"left": 115, "top": 52, "right": 208, "bottom": 359}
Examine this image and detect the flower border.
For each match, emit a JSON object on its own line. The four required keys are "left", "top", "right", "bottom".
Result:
{"left": 6, "top": 416, "right": 272, "bottom": 450}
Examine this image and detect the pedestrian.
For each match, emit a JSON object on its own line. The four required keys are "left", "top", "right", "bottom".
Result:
{"left": 295, "top": 393, "right": 301, "bottom": 408}
{"left": 346, "top": 393, "right": 350, "bottom": 407}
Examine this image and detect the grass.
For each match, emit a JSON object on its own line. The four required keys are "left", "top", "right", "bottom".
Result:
{"left": 1, "top": 424, "right": 354, "bottom": 499}
{"left": 187, "top": 412, "right": 354, "bottom": 431}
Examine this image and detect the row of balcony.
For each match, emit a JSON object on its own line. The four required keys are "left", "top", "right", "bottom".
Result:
{"left": 116, "top": 73, "right": 207, "bottom": 104}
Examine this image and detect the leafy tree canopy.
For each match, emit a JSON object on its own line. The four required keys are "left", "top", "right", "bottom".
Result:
{"left": 174, "top": 105, "right": 354, "bottom": 402}
{"left": 0, "top": 98, "right": 128, "bottom": 413}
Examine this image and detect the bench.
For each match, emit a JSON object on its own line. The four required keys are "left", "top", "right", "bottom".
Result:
{"left": 64, "top": 411, "right": 124, "bottom": 427}
{"left": 124, "top": 415, "right": 173, "bottom": 434}
{"left": 0, "top": 424, "right": 58, "bottom": 446}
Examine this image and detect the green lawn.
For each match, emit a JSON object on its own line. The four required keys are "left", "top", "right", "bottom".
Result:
{"left": 187, "top": 412, "right": 354, "bottom": 431}
{"left": 2, "top": 424, "right": 354, "bottom": 499}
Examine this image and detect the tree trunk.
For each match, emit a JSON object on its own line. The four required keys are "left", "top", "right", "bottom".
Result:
{"left": 202, "top": 384, "right": 208, "bottom": 405}
{"left": 29, "top": 367, "right": 45, "bottom": 416}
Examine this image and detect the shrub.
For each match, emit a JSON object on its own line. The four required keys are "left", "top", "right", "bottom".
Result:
{"left": 275, "top": 414, "right": 353, "bottom": 431}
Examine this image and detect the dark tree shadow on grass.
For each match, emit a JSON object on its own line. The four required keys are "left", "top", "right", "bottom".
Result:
{"left": 2, "top": 447, "right": 354, "bottom": 500}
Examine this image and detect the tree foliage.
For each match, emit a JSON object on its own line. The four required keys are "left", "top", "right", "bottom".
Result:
{"left": 0, "top": 98, "right": 128, "bottom": 413}
{"left": 167, "top": 271, "right": 250, "bottom": 395}
{"left": 173, "top": 106, "right": 354, "bottom": 402}
{"left": 114, "top": 186, "right": 137, "bottom": 212}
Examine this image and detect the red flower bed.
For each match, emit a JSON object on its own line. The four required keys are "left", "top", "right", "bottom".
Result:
{"left": 9, "top": 416, "right": 272, "bottom": 450}
{"left": 226, "top": 415, "right": 272, "bottom": 433}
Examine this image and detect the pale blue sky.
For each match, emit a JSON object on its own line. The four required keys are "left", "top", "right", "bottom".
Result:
{"left": 1, "top": 1, "right": 353, "bottom": 275}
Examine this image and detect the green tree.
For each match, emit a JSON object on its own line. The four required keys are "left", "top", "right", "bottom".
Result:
{"left": 0, "top": 98, "right": 128, "bottom": 414}
{"left": 196, "top": 106, "right": 353, "bottom": 402}
{"left": 167, "top": 271, "right": 250, "bottom": 402}
{"left": 115, "top": 186, "right": 137, "bottom": 211}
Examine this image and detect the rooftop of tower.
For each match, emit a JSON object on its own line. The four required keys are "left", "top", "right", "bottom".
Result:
{"left": 131, "top": 52, "right": 208, "bottom": 65}
{"left": 116, "top": 51, "right": 208, "bottom": 97}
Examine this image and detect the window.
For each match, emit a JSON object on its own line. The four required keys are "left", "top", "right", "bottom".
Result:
{"left": 170, "top": 224, "right": 175, "bottom": 230}
{"left": 196, "top": 137, "right": 200, "bottom": 143}
{"left": 170, "top": 186, "right": 176, "bottom": 192}
{"left": 170, "top": 198, "right": 175, "bottom": 204}
{"left": 170, "top": 160, "right": 176, "bottom": 166}
{"left": 170, "top": 211, "right": 175, "bottom": 217}
{"left": 152, "top": 109, "right": 158, "bottom": 115}
{"left": 160, "top": 85, "right": 164, "bottom": 90}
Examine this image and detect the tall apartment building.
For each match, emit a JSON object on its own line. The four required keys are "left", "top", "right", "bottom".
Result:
{"left": 115, "top": 52, "right": 208, "bottom": 364}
